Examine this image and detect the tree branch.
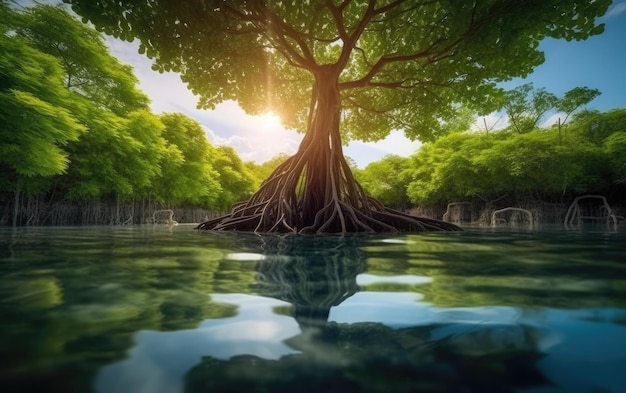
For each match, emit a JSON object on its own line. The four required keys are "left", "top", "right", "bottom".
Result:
{"left": 339, "top": 0, "right": 520, "bottom": 91}
{"left": 222, "top": 3, "right": 318, "bottom": 70}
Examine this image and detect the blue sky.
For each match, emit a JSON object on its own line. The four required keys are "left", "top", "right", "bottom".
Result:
{"left": 501, "top": 2, "right": 626, "bottom": 112}
{"left": 16, "top": 0, "right": 626, "bottom": 167}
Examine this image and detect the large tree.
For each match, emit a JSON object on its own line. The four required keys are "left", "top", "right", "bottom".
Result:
{"left": 65, "top": 0, "right": 609, "bottom": 233}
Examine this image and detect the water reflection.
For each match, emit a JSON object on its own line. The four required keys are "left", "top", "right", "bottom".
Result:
{"left": 95, "top": 294, "right": 300, "bottom": 393}
{"left": 182, "top": 235, "right": 551, "bottom": 393}
{"left": 1, "top": 227, "right": 626, "bottom": 393}
{"left": 252, "top": 236, "right": 366, "bottom": 329}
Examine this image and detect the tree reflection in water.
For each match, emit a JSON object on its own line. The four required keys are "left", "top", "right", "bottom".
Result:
{"left": 4, "top": 229, "right": 626, "bottom": 393}
{"left": 185, "top": 235, "right": 552, "bottom": 393}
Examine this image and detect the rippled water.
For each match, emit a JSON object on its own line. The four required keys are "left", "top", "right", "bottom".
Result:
{"left": 1, "top": 225, "right": 625, "bottom": 393}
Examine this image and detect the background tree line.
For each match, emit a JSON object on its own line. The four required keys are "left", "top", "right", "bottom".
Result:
{"left": 0, "top": 3, "right": 270, "bottom": 226}
{"left": 354, "top": 104, "right": 626, "bottom": 215}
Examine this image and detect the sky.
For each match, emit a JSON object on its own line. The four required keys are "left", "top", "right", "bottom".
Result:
{"left": 493, "top": 1, "right": 626, "bottom": 129}
{"left": 15, "top": 0, "right": 626, "bottom": 168}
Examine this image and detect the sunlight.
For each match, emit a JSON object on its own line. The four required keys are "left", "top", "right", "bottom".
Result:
{"left": 259, "top": 111, "right": 282, "bottom": 129}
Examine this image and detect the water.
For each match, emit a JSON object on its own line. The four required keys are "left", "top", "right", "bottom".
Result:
{"left": 1, "top": 225, "right": 625, "bottom": 393}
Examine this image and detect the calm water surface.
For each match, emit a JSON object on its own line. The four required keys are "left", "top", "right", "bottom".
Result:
{"left": 1, "top": 225, "right": 625, "bottom": 393}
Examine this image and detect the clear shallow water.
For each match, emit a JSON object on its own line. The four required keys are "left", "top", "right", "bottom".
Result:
{"left": 1, "top": 225, "right": 625, "bottom": 393}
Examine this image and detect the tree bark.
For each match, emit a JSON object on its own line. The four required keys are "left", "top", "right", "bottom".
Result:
{"left": 197, "top": 68, "right": 460, "bottom": 233}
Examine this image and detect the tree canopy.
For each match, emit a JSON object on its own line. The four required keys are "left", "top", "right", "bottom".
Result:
{"left": 17, "top": 4, "right": 150, "bottom": 115}
{"left": 66, "top": 0, "right": 609, "bottom": 141}
{"left": 403, "top": 109, "right": 626, "bottom": 205}
{"left": 354, "top": 155, "right": 411, "bottom": 209}
{"left": 153, "top": 113, "right": 223, "bottom": 207}
{"left": 498, "top": 83, "right": 601, "bottom": 133}
{"left": 64, "top": 0, "right": 610, "bottom": 233}
{"left": 1, "top": 2, "right": 258, "bottom": 226}
{"left": 0, "top": 3, "right": 84, "bottom": 204}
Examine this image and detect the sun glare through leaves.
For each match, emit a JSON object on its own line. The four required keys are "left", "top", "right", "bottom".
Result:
{"left": 259, "top": 111, "right": 282, "bottom": 130}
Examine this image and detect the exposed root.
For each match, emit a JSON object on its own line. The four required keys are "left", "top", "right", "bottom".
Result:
{"left": 195, "top": 158, "right": 460, "bottom": 233}
{"left": 195, "top": 133, "right": 459, "bottom": 233}
{"left": 196, "top": 200, "right": 459, "bottom": 233}
{"left": 196, "top": 73, "right": 460, "bottom": 234}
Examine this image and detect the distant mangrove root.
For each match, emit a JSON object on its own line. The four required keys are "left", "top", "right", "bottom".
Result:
{"left": 564, "top": 195, "right": 618, "bottom": 227}
{"left": 443, "top": 202, "right": 473, "bottom": 223}
{"left": 148, "top": 209, "right": 178, "bottom": 225}
{"left": 491, "top": 207, "right": 533, "bottom": 226}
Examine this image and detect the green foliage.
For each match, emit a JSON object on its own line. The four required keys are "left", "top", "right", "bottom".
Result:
{"left": 498, "top": 84, "right": 602, "bottom": 135}
{"left": 62, "top": 108, "right": 167, "bottom": 201}
{"left": 121, "top": 110, "right": 168, "bottom": 197}
{"left": 1, "top": 3, "right": 254, "bottom": 221}
{"left": 604, "top": 132, "right": 626, "bottom": 184}
{"left": 247, "top": 153, "right": 291, "bottom": 189}
{"left": 500, "top": 83, "right": 558, "bottom": 133}
{"left": 0, "top": 2, "right": 160, "bottom": 202}
{"left": 0, "top": 5, "right": 84, "bottom": 191}
{"left": 568, "top": 108, "right": 626, "bottom": 145}
{"left": 405, "top": 110, "right": 626, "bottom": 204}
{"left": 478, "top": 131, "right": 601, "bottom": 195}
{"left": 153, "top": 113, "right": 222, "bottom": 207}
{"left": 213, "top": 146, "right": 257, "bottom": 211}
{"left": 556, "top": 87, "right": 602, "bottom": 125}
{"left": 440, "top": 106, "right": 479, "bottom": 136}
{"left": 406, "top": 133, "right": 500, "bottom": 203}
{"left": 16, "top": 4, "right": 149, "bottom": 115}
{"left": 64, "top": 0, "right": 610, "bottom": 143}
{"left": 355, "top": 155, "right": 411, "bottom": 208}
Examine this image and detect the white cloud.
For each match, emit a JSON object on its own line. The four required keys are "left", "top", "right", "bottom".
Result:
{"left": 215, "top": 132, "right": 302, "bottom": 163}
{"left": 105, "top": 38, "right": 199, "bottom": 114}
{"left": 364, "top": 131, "right": 422, "bottom": 157}
{"left": 541, "top": 112, "right": 566, "bottom": 128}
{"left": 471, "top": 112, "right": 508, "bottom": 132}
{"left": 606, "top": 2, "right": 626, "bottom": 18}
{"left": 344, "top": 130, "right": 422, "bottom": 168}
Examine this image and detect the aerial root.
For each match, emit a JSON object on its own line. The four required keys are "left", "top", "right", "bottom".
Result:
{"left": 196, "top": 195, "right": 460, "bottom": 233}
{"left": 196, "top": 147, "right": 460, "bottom": 233}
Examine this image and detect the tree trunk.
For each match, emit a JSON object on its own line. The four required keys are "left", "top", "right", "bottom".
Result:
{"left": 197, "top": 68, "right": 459, "bottom": 233}
{"left": 12, "top": 187, "right": 20, "bottom": 228}
{"left": 298, "top": 67, "right": 348, "bottom": 230}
